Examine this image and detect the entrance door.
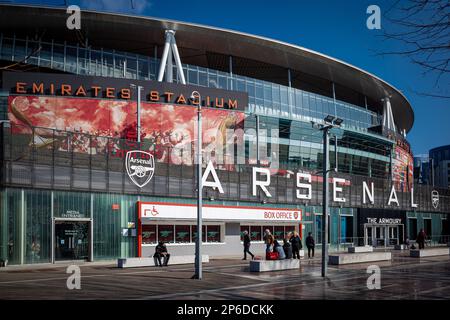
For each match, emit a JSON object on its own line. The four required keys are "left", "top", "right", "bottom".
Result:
{"left": 388, "top": 226, "right": 399, "bottom": 245}
{"left": 374, "top": 226, "right": 385, "bottom": 247}
{"left": 365, "top": 226, "right": 374, "bottom": 246}
{"left": 55, "top": 221, "right": 90, "bottom": 261}
{"left": 408, "top": 218, "right": 418, "bottom": 240}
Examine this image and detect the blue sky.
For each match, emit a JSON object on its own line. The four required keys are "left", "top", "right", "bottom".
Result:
{"left": 5, "top": 0, "right": 450, "bottom": 155}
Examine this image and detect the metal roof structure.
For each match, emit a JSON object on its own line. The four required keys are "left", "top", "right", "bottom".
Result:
{"left": 0, "top": 3, "right": 414, "bottom": 132}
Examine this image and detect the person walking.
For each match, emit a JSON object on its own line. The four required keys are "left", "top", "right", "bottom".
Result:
{"left": 242, "top": 230, "right": 255, "bottom": 260}
{"left": 306, "top": 232, "right": 315, "bottom": 259}
{"left": 289, "top": 231, "right": 302, "bottom": 259}
{"left": 416, "top": 229, "right": 426, "bottom": 250}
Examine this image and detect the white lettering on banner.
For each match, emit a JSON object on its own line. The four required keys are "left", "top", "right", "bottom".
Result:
{"left": 388, "top": 185, "right": 399, "bottom": 206}
{"left": 363, "top": 181, "right": 374, "bottom": 204}
{"left": 140, "top": 203, "right": 302, "bottom": 222}
{"left": 252, "top": 167, "right": 272, "bottom": 197}
{"left": 296, "top": 173, "right": 312, "bottom": 200}
{"left": 333, "top": 178, "right": 346, "bottom": 202}
{"left": 366, "top": 218, "right": 402, "bottom": 224}
{"left": 202, "top": 160, "right": 224, "bottom": 194}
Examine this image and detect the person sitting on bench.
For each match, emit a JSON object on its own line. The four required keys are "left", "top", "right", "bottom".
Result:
{"left": 273, "top": 240, "right": 286, "bottom": 260}
{"left": 153, "top": 241, "right": 170, "bottom": 267}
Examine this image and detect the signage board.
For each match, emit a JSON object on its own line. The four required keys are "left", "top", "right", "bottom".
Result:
{"left": 139, "top": 202, "right": 302, "bottom": 222}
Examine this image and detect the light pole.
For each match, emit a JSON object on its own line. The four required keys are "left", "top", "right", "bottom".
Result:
{"left": 191, "top": 90, "right": 203, "bottom": 280}
{"left": 312, "top": 115, "right": 343, "bottom": 278}
{"left": 130, "top": 84, "right": 143, "bottom": 143}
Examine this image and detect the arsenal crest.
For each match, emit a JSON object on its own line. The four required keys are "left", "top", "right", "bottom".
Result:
{"left": 431, "top": 190, "right": 439, "bottom": 209}
{"left": 125, "top": 150, "right": 155, "bottom": 188}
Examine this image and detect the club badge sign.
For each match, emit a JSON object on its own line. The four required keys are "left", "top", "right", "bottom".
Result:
{"left": 431, "top": 190, "right": 439, "bottom": 209}
{"left": 125, "top": 151, "right": 155, "bottom": 188}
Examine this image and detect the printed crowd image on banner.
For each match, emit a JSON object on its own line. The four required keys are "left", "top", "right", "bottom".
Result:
{"left": 8, "top": 95, "right": 245, "bottom": 168}
{"left": 392, "top": 144, "right": 414, "bottom": 192}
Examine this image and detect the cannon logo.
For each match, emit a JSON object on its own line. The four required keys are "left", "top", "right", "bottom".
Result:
{"left": 431, "top": 190, "right": 439, "bottom": 209}
{"left": 125, "top": 151, "right": 155, "bottom": 188}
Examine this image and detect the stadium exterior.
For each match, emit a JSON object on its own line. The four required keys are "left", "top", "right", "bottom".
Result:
{"left": 0, "top": 3, "right": 449, "bottom": 265}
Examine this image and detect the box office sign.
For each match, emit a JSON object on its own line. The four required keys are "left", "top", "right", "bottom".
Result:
{"left": 139, "top": 202, "right": 302, "bottom": 222}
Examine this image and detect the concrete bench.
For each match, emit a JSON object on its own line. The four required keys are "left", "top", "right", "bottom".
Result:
{"left": 410, "top": 248, "right": 450, "bottom": 258}
{"left": 394, "top": 244, "right": 408, "bottom": 250}
{"left": 347, "top": 246, "right": 373, "bottom": 253}
{"left": 249, "top": 259, "right": 300, "bottom": 272}
{"left": 329, "top": 252, "right": 391, "bottom": 265}
{"left": 118, "top": 255, "right": 209, "bottom": 268}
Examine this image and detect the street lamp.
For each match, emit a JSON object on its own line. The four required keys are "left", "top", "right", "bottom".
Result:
{"left": 130, "top": 84, "right": 143, "bottom": 143}
{"left": 191, "top": 90, "right": 203, "bottom": 280}
{"left": 311, "top": 115, "right": 343, "bottom": 278}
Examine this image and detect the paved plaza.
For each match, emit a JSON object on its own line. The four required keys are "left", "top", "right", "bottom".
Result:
{"left": 0, "top": 250, "right": 449, "bottom": 300}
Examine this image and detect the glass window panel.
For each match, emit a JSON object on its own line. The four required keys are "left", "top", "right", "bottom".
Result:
{"left": 175, "top": 225, "right": 190, "bottom": 243}
{"left": 188, "top": 69, "right": 198, "bottom": 85}
{"left": 206, "top": 225, "right": 221, "bottom": 242}
{"left": 52, "top": 43, "right": 65, "bottom": 70}
{"left": 250, "top": 226, "right": 262, "bottom": 241}
{"left": 1, "top": 37, "right": 13, "bottom": 60}
{"left": 14, "top": 39, "right": 27, "bottom": 61}
{"left": 199, "top": 72, "right": 207, "bottom": 87}
{"left": 218, "top": 75, "right": 227, "bottom": 89}
{"left": 138, "top": 58, "right": 149, "bottom": 80}
{"left": 274, "top": 226, "right": 285, "bottom": 240}
{"left": 158, "top": 224, "right": 174, "bottom": 243}
{"left": 237, "top": 78, "right": 246, "bottom": 92}
{"left": 126, "top": 56, "right": 137, "bottom": 79}
{"left": 192, "top": 225, "right": 206, "bottom": 243}
{"left": 65, "top": 46, "right": 78, "bottom": 73}
{"left": 142, "top": 225, "right": 156, "bottom": 244}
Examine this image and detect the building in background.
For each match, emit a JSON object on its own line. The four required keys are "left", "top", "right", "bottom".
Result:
{"left": 430, "top": 145, "right": 450, "bottom": 189}
{"left": 0, "top": 3, "right": 449, "bottom": 265}
{"left": 414, "top": 154, "right": 431, "bottom": 185}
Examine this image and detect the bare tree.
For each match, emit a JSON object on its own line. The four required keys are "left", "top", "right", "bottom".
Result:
{"left": 380, "top": 0, "right": 450, "bottom": 98}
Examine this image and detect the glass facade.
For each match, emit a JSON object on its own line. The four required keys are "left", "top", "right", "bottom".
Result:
{"left": 0, "top": 188, "right": 137, "bottom": 264}
{"left": 0, "top": 34, "right": 381, "bottom": 132}
{"left": 0, "top": 32, "right": 448, "bottom": 266}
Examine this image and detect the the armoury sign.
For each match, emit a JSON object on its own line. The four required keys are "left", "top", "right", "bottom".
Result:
{"left": 2, "top": 71, "right": 248, "bottom": 111}
{"left": 366, "top": 218, "right": 402, "bottom": 224}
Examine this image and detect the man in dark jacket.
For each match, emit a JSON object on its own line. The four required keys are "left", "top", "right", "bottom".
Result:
{"left": 289, "top": 231, "right": 302, "bottom": 259}
{"left": 283, "top": 238, "right": 293, "bottom": 259}
{"left": 416, "top": 229, "right": 427, "bottom": 250}
{"left": 153, "top": 241, "right": 170, "bottom": 266}
{"left": 242, "top": 230, "right": 255, "bottom": 260}
{"left": 306, "top": 232, "right": 315, "bottom": 259}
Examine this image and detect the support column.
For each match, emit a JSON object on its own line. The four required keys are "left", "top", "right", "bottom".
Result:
{"left": 90, "top": 193, "right": 94, "bottom": 262}
{"left": 332, "top": 82, "right": 337, "bottom": 117}
{"left": 51, "top": 191, "right": 54, "bottom": 264}
{"left": 20, "top": 189, "right": 25, "bottom": 265}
